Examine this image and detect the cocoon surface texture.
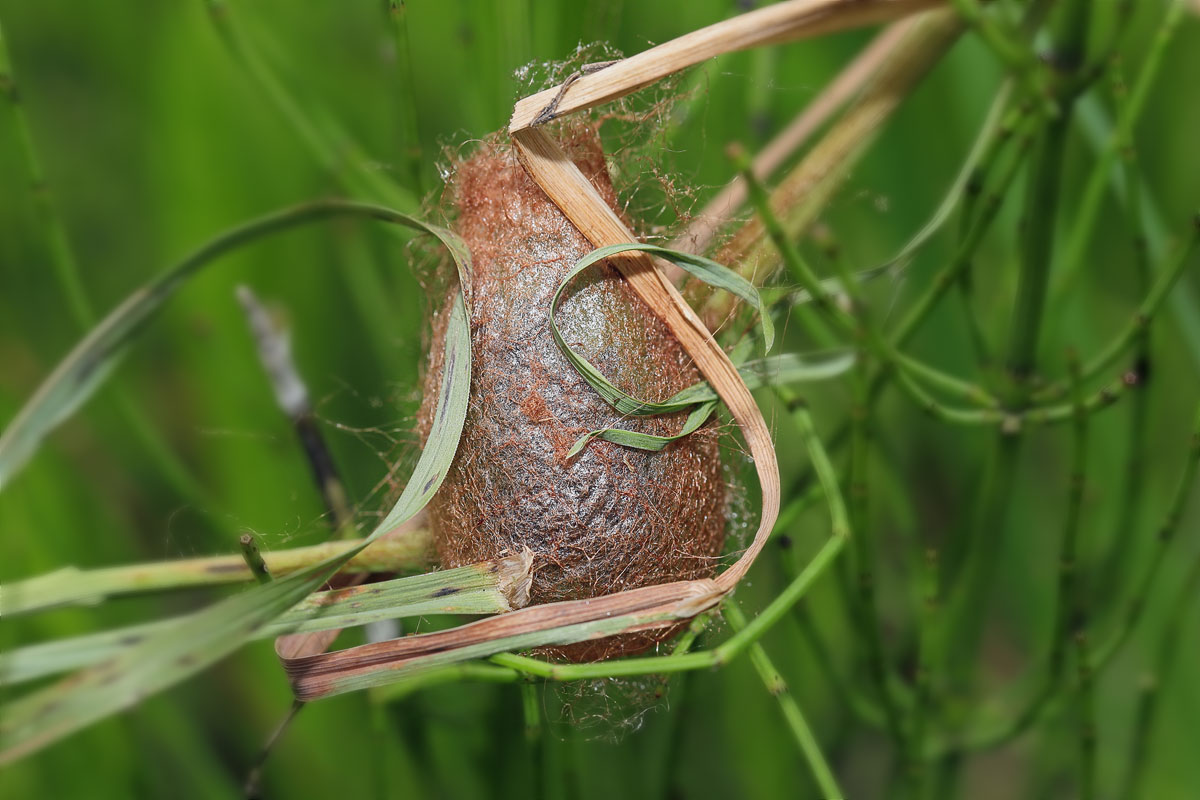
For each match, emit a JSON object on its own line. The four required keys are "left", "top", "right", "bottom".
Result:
{"left": 418, "top": 128, "right": 727, "bottom": 660}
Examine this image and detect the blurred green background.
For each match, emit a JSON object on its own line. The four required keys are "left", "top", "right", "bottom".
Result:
{"left": 2, "top": 1, "right": 1198, "bottom": 798}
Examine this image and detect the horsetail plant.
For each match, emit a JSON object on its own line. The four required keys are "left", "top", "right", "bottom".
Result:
{"left": 2, "top": 0, "right": 1199, "bottom": 797}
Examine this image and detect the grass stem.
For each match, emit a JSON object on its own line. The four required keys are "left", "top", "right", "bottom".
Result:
{"left": 726, "top": 603, "right": 845, "bottom": 800}
{"left": 0, "top": 530, "right": 430, "bottom": 617}
{"left": 239, "top": 532, "right": 273, "bottom": 585}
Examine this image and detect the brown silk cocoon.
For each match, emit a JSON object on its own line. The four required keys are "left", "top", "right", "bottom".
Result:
{"left": 417, "top": 128, "right": 726, "bottom": 660}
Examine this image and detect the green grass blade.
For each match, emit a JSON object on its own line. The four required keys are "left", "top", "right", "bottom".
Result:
{"left": 0, "top": 199, "right": 469, "bottom": 490}
{"left": 0, "top": 534, "right": 431, "bottom": 617}
{"left": 871, "top": 79, "right": 1014, "bottom": 273}
{"left": 1074, "top": 94, "right": 1200, "bottom": 372}
{"left": 2, "top": 553, "right": 530, "bottom": 686}
{"left": 549, "top": 242, "right": 774, "bottom": 418}
{"left": 567, "top": 350, "right": 855, "bottom": 455}
{"left": 566, "top": 400, "right": 720, "bottom": 456}
{"left": 0, "top": 202, "right": 474, "bottom": 764}
{"left": 668, "top": 350, "right": 856, "bottom": 405}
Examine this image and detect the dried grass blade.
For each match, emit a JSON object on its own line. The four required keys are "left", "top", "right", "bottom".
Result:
{"left": 285, "top": 579, "right": 723, "bottom": 700}
{"left": 509, "top": 0, "right": 941, "bottom": 131}
{"left": 702, "top": 9, "right": 965, "bottom": 323}
{"left": 671, "top": 17, "right": 920, "bottom": 256}
{"left": 513, "top": 127, "right": 779, "bottom": 590}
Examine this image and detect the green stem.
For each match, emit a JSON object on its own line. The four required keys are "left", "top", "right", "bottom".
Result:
{"left": 846, "top": 363, "right": 908, "bottom": 751}
{"left": 1095, "top": 140, "right": 1153, "bottom": 594}
{"left": 1035, "top": 222, "right": 1200, "bottom": 402}
{"left": 785, "top": 591, "right": 886, "bottom": 729}
{"left": 1119, "top": 557, "right": 1200, "bottom": 800}
{"left": 949, "top": 0, "right": 1055, "bottom": 119}
{"left": 775, "top": 486, "right": 884, "bottom": 731}
{"left": 2, "top": 553, "right": 524, "bottom": 685}
{"left": 949, "top": 351, "right": 1092, "bottom": 752}
{"left": 520, "top": 683, "right": 541, "bottom": 743}
{"left": 944, "top": 0, "right": 1092, "bottom": 698}
{"left": 1056, "top": 352, "right": 1089, "bottom": 676}
{"left": 1075, "top": 626, "right": 1096, "bottom": 800}
{"left": 239, "top": 532, "right": 273, "bottom": 584}
{"left": 937, "top": 431, "right": 1021, "bottom": 687}
{"left": 931, "top": 402, "right": 1200, "bottom": 755}
{"left": 908, "top": 545, "right": 939, "bottom": 795}
{"left": 1075, "top": 96, "right": 1200, "bottom": 372}
{"left": 484, "top": 402, "right": 850, "bottom": 683}
{"left": 948, "top": 0, "right": 1037, "bottom": 74}
{"left": 1053, "top": 0, "right": 1189, "bottom": 298}
{"left": 726, "top": 603, "right": 845, "bottom": 800}
{"left": 0, "top": 529, "right": 430, "bottom": 616}
{"left": 1067, "top": 352, "right": 1097, "bottom": 800}
{"left": 382, "top": 0, "right": 425, "bottom": 195}
{"left": 1089, "top": 404, "right": 1200, "bottom": 670}
{"left": 243, "top": 699, "right": 304, "bottom": 799}
{"left": 0, "top": 22, "right": 90, "bottom": 324}
{"left": 1003, "top": 111, "right": 1071, "bottom": 395}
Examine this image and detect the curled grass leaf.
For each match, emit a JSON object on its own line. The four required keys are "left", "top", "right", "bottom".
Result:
{"left": 569, "top": 350, "right": 855, "bottom": 455}
{"left": 0, "top": 200, "right": 474, "bottom": 764}
{"left": 549, "top": 242, "right": 774, "bottom": 419}
{"left": 566, "top": 400, "right": 721, "bottom": 456}
{"left": 0, "top": 199, "right": 472, "bottom": 491}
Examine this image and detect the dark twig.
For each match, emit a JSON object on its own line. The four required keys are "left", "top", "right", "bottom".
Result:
{"left": 237, "top": 286, "right": 354, "bottom": 535}
{"left": 243, "top": 699, "right": 304, "bottom": 799}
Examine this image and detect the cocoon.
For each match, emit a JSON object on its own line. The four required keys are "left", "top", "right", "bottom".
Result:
{"left": 418, "top": 127, "right": 725, "bottom": 658}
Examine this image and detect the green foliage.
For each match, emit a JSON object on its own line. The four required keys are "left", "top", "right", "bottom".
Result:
{"left": 1, "top": 0, "right": 1199, "bottom": 798}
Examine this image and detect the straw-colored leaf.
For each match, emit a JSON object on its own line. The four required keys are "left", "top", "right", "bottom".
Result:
{"left": 509, "top": 0, "right": 940, "bottom": 131}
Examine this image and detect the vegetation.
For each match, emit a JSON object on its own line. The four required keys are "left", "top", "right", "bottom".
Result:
{"left": 1, "top": 0, "right": 1198, "bottom": 797}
